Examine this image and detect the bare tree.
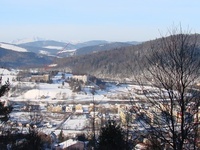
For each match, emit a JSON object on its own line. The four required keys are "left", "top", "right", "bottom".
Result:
{"left": 133, "top": 27, "right": 200, "bottom": 149}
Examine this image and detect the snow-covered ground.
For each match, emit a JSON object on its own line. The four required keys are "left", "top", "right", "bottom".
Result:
{"left": 0, "top": 68, "right": 148, "bottom": 136}
{"left": 61, "top": 114, "right": 88, "bottom": 130}
{"left": 0, "top": 42, "right": 27, "bottom": 52}
{"left": 0, "top": 68, "right": 148, "bottom": 108}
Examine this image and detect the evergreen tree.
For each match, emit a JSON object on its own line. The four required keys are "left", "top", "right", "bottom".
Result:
{"left": 0, "top": 79, "right": 12, "bottom": 122}
{"left": 97, "top": 120, "right": 126, "bottom": 150}
{"left": 0, "top": 79, "right": 46, "bottom": 149}
{"left": 0, "top": 79, "right": 13, "bottom": 148}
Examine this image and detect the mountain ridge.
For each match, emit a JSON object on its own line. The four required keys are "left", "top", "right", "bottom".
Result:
{"left": 55, "top": 34, "right": 200, "bottom": 80}
{"left": 0, "top": 47, "right": 52, "bottom": 68}
{"left": 17, "top": 40, "right": 139, "bottom": 57}
{"left": 0, "top": 39, "right": 139, "bottom": 69}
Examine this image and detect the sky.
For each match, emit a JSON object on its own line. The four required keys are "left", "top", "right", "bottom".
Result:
{"left": 1, "top": 0, "right": 200, "bottom": 43}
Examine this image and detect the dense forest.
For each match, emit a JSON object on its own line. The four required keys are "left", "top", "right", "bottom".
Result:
{"left": 55, "top": 34, "right": 200, "bottom": 80}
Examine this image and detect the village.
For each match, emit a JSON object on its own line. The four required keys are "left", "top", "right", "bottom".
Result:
{"left": 0, "top": 68, "right": 200, "bottom": 149}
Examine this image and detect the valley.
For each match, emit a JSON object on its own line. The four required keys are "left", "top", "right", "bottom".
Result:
{"left": 1, "top": 68, "right": 148, "bottom": 139}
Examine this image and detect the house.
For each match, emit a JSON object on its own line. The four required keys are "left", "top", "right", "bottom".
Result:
{"left": 55, "top": 139, "right": 86, "bottom": 150}
{"left": 75, "top": 104, "right": 83, "bottom": 113}
{"left": 72, "top": 75, "right": 88, "bottom": 83}
{"left": 47, "top": 104, "right": 62, "bottom": 112}
{"left": 134, "top": 143, "right": 148, "bottom": 150}
{"left": 30, "top": 74, "right": 50, "bottom": 82}
{"left": 65, "top": 105, "right": 73, "bottom": 112}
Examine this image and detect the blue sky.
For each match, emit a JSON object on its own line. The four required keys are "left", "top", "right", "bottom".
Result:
{"left": 1, "top": 0, "right": 200, "bottom": 42}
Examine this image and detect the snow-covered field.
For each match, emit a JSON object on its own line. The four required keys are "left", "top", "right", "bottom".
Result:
{"left": 0, "top": 68, "right": 149, "bottom": 108}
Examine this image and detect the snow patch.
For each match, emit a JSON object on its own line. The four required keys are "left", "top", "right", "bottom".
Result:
{"left": 48, "top": 64, "right": 58, "bottom": 67}
{"left": 0, "top": 43, "right": 27, "bottom": 52}
{"left": 57, "top": 49, "right": 76, "bottom": 54}
{"left": 39, "top": 50, "right": 50, "bottom": 55}
{"left": 44, "top": 46, "right": 63, "bottom": 50}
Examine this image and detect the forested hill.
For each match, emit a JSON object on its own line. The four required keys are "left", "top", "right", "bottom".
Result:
{"left": 56, "top": 34, "right": 200, "bottom": 80}
{"left": 0, "top": 47, "right": 52, "bottom": 68}
{"left": 56, "top": 43, "right": 147, "bottom": 80}
{"left": 75, "top": 42, "right": 132, "bottom": 56}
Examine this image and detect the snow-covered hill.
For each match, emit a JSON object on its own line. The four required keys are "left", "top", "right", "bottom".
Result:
{"left": 0, "top": 42, "right": 27, "bottom": 52}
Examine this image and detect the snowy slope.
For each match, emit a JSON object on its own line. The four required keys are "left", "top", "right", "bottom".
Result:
{"left": 43, "top": 46, "right": 63, "bottom": 50}
{"left": 0, "top": 42, "right": 27, "bottom": 52}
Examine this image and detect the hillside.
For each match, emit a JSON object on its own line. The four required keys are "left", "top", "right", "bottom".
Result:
{"left": 18, "top": 40, "right": 110, "bottom": 55}
{"left": 2, "top": 34, "right": 199, "bottom": 79}
{"left": 55, "top": 44, "right": 143, "bottom": 79}
{"left": 18, "top": 40, "right": 137, "bottom": 57}
{"left": 55, "top": 34, "right": 200, "bottom": 80}
{"left": 0, "top": 47, "right": 52, "bottom": 68}
{"left": 75, "top": 42, "right": 132, "bottom": 56}
{"left": 0, "top": 40, "right": 138, "bottom": 69}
